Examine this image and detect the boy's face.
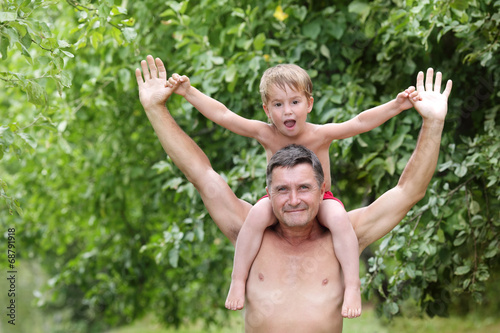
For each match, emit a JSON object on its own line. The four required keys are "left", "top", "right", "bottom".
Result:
{"left": 263, "top": 84, "right": 314, "bottom": 137}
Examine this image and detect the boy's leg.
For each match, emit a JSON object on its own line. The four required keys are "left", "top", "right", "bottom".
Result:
{"left": 226, "top": 197, "right": 275, "bottom": 311}
{"left": 318, "top": 199, "right": 362, "bottom": 319}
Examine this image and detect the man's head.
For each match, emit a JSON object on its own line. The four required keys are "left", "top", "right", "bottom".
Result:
{"left": 259, "top": 64, "right": 313, "bottom": 106}
{"left": 266, "top": 144, "right": 324, "bottom": 187}
{"left": 266, "top": 145, "right": 325, "bottom": 228}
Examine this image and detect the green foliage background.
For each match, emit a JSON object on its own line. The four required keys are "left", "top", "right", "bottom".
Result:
{"left": 0, "top": 0, "right": 499, "bottom": 331}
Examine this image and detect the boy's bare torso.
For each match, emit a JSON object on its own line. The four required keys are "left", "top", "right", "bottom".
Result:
{"left": 244, "top": 225, "right": 344, "bottom": 333}
{"left": 260, "top": 122, "right": 333, "bottom": 189}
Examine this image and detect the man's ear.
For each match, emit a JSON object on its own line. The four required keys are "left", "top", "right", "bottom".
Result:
{"left": 320, "top": 181, "right": 325, "bottom": 197}
{"left": 266, "top": 186, "right": 270, "bottom": 198}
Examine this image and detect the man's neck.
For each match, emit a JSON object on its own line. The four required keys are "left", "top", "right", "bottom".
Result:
{"left": 273, "top": 219, "right": 326, "bottom": 246}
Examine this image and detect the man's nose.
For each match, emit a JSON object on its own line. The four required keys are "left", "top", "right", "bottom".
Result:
{"left": 288, "top": 189, "right": 301, "bottom": 206}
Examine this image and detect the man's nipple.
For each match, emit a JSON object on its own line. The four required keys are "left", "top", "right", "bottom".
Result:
{"left": 259, "top": 273, "right": 265, "bottom": 281}
{"left": 322, "top": 278, "right": 328, "bottom": 286}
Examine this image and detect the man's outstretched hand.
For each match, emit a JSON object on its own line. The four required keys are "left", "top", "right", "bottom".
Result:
{"left": 411, "top": 68, "right": 453, "bottom": 122}
{"left": 135, "top": 55, "right": 173, "bottom": 110}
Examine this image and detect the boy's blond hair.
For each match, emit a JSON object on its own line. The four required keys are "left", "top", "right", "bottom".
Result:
{"left": 259, "top": 64, "right": 313, "bottom": 105}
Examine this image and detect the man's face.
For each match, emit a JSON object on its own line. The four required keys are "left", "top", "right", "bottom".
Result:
{"left": 267, "top": 163, "right": 325, "bottom": 228}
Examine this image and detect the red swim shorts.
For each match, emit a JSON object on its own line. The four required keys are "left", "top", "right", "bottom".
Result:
{"left": 259, "top": 191, "right": 343, "bottom": 207}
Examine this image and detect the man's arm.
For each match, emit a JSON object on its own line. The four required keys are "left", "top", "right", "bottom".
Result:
{"left": 349, "top": 68, "right": 452, "bottom": 252}
{"left": 166, "top": 73, "right": 268, "bottom": 140}
{"left": 136, "top": 55, "right": 251, "bottom": 244}
{"left": 318, "top": 87, "right": 419, "bottom": 141}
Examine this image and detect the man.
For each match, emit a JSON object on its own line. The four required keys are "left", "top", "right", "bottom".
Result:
{"left": 135, "top": 55, "right": 452, "bottom": 332}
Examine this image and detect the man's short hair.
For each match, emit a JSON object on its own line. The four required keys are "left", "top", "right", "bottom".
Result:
{"left": 266, "top": 144, "right": 324, "bottom": 187}
{"left": 259, "top": 64, "right": 313, "bottom": 105}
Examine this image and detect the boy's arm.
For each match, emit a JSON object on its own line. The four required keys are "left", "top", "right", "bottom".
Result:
{"left": 348, "top": 69, "right": 452, "bottom": 253}
{"left": 167, "top": 74, "right": 268, "bottom": 140}
{"left": 319, "top": 87, "right": 419, "bottom": 141}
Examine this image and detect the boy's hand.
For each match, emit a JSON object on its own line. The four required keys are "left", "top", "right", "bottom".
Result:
{"left": 135, "top": 55, "right": 174, "bottom": 110}
{"left": 395, "top": 86, "right": 421, "bottom": 111}
{"left": 166, "top": 73, "right": 191, "bottom": 97}
{"left": 411, "top": 68, "right": 452, "bottom": 122}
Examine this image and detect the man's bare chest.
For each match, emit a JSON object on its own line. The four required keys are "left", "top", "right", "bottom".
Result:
{"left": 247, "top": 231, "right": 343, "bottom": 299}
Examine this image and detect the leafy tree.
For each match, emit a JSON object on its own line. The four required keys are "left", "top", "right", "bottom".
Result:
{"left": 0, "top": 0, "right": 498, "bottom": 331}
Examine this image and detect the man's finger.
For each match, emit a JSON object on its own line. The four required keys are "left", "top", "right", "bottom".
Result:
{"left": 434, "top": 71, "right": 442, "bottom": 93}
{"left": 443, "top": 79, "right": 453, "bottom": 98}
{"left": 140, "top": 59, "right": 150, "bottom": 80}
{"left": 156, "top": 57, "right": 167, "bottom": 80}
{"left": 135, "top": 68, "right": 144, "bottom": 86}
{"left": 147, "top": 55, "right": 157, "bottom": 78}
{"left": 416, "top": 71, "right": 425, "bottom": 93}
{"left": 425, "top": 68, "right": 434, "bottom": 91}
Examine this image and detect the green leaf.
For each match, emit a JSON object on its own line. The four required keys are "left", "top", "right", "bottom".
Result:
{"left": 18, "top": 132, "right": 37, "bottom": 149}
{"left": 59, "top": 70, "right": 72, "bottom": 88}
{"left": 57, "top": 40, "right": 71, "bottom": 48}
{"left": 320, "top": 45, "right": 330, "bottom": 59}
{"left": 388, "top": 133, "right": 406, "bottom": 151}
{"left": 450, "top": 0, "right": 469, "bottom": 10}
{"left": 454, "top": 163, "right": 467, "bottom": 178}
{"left": 169, "top": 248, "right": 179, "bottom": 267}
{"left": 348, "top": 1, "right": 371, "bottom": 23}
{"left": 61, "top": 50, "right": 74, "bottom": 58}
{"left": 0, "top": 12, "right": 17, "bottom": 22}
{"left": 0, "top": 127, "right": 15, "bottom": 146}
{"left": 455, "top": 265, "right": 471, "bottom": 275}
{"left": 0, "top": 36, "right": 8, "bottom": 59}
{"left": 253, "top": 33, "right": 266, "bottom": 51}
{"left": 25, "top": 80, "right": 46, "bottom": 105}
{"left": 385, "top": 301, "right": 399, "bottom": 315}
{"left": 302, "top": 21, "right": 321, "bottom": 39}
{"left": 122, "top": 27, "right": 137, "bottom": 43}
{"left": 225, "top": 64, "right": 238, "bottom": 83}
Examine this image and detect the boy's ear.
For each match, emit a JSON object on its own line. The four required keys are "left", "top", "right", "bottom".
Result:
{"left": 263, "top": 104, "right": 270, "bottom": 118}
{"left": 307, "top": 96, "right": 314, "bottom": 113}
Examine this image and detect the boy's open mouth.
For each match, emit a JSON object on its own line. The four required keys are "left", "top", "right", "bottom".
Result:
{"left": 284, "top": 120, "right": 296, "bottom": 128}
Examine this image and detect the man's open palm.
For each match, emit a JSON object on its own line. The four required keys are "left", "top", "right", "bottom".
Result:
{"left": 135, "top": 55, "right": 173, "bottom": 110}
{"left": 412, "top": 68, "right": 453, "bottom": 121}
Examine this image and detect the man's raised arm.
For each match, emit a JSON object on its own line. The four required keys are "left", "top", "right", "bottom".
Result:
{"left": 349, "top": 68, "right": 453, "bottom": 252}
{"left": 136, "top": 55, "right": 251, "bottom": 243}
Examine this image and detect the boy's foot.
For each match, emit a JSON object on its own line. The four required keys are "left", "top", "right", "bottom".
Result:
{"left": 341, "top": 286, "right": 362, "bottom": 319}
{"left": 225, "top": 280, "right": 245, "bottom": 311}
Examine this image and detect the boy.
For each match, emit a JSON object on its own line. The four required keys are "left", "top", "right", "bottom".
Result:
{"left": 165, "top": 64, "right": 420, "bottom": 318}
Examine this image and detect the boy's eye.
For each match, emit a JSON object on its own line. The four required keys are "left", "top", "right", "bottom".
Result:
{"left": 274, "top": 103, "right": 282, "bottom": 107}
{"left": 292, "top": 100, "right": 299, "bottom": 104}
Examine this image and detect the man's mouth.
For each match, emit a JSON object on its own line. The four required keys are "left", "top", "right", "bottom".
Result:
{"left": 284, "top": 120, "right": 296, "bottom": 129}
{"left": 284, "top": 205, "right": 307, "bottom": 213}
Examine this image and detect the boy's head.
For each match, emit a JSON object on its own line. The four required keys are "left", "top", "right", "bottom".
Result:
{"left": 259, "top": 64, "right": 313, "bottom": 106}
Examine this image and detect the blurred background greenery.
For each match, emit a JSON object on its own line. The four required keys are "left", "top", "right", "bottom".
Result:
{"left": 1, "top": 0, "right": 498, "bottom": 332}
